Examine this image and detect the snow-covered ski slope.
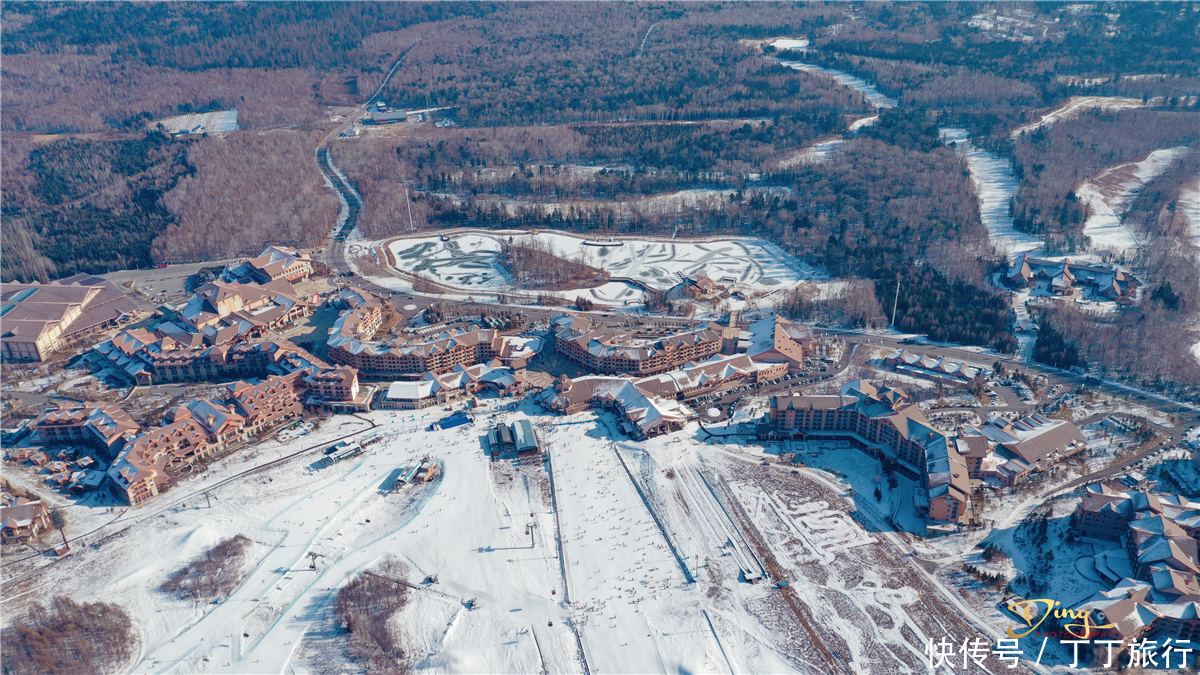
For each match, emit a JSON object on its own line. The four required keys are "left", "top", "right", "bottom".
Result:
{"left": 941, "top": 127, "right": 1045, "bottom": 258}
{"left": 1078, "top": 146, "right": 1191, "bottom": 253}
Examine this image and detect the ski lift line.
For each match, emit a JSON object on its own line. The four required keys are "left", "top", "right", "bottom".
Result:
{"left": 694, "top": 469, "right": 767, "bottom": 580}
{"left": 702, "top": 609, "right": 736, "bottom": 675}
{"left": 544, "top": 443, "right": 572, "bottom": 604}
{"left": 608, "top": 444, "right": 695, "bottom": 583}
{"left": 676, "top": 469, "right": 758, "bottom": 577}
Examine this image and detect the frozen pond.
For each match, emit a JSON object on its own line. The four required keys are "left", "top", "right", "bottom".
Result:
{"left": 940, "top": 127, "right": 1044, "bottom": 258}
{"left": 386, "top": 230, "right": 815, "bottom": 292}
{"left": 775, "top": 61, "right": 897, "bottom": 109}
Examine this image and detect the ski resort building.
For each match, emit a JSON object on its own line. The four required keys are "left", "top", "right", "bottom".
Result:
{"left": 763, "top": 380, "right": 974, "bottom": 525}
{"left": 486, "top": 419, "right": 540, "bottom": 459}
{"left": 1005, "top": 254, "right": 1140, "bottom": 303}
{"left": 739, "top": 315, "right": 815, "bottom": 372}
{"left": 172, "top": 280, "right": 311, "bottom": 342}
{"left": 550, "top": 314, "right": 727, "bottom": 376}
{"left": 975, "top": 413, "right": 1086, "bottom": 466}
{"left": 883, "top": 349, "right": 987, "bottom": 387}
{"left": 31, "top": 403, "right": 140, "bottom": 458}
{"left": 537, "top": 375, "right": 693, "bottom": 439}
{"left": 328, "top": 320, "right": 536, "bottom": 376}
{"left": 243, "top": 246, "right": 315, "bottom": 284}
{"left": 378, "top": 362, "right": 538, "bottom": 410}
{"left": 0, "top": 498, "right": 51, "bottom": 544}
{"left": 632, "top": 354, "right": 787, "bottom": 401}
{"left": 306, "top": 366, "right": 376, "bottom": 413}
{"left": 1, "top": 274, "right": 138, "bottom": 362}
{"left": 94, "top": 330, "right": 332, "bottom": 386}
{"left": 108, "top": 373, "right": 308, "bottom": 505}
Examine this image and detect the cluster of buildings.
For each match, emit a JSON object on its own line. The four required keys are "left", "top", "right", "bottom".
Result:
{"left": 380, "top": 361, "right": 547, "bottom": 410}
{"left": 552, "top": 314, "right": 820, "bottom": 378}
{"left": 92, "top": 330, "right": 373, "bottom": 413}
{"left": 24, "top": 370, "right": 314, "bottom": 504}
{"left": 539, "top": 352, "right": 787, "bottom": 439}
{"left": 761, "top": 380, "right": 1086, "bottom": 527}
{"left": 1, "top": 274, "right": 139, "bottom": 362}
{"left": 1068, "top": 486, "right": 1200, "bottom": 649}
{"left": 534, "top": 314, "right": 825, "bottom": 440}
{"left": 1004, "top": 253, "right": 1140, "bottom": 303}
{"left": 163, "top": 279, "right": 311, "bottom": 345}
{"left": 883, "top": 349, "right": 987, "bottom": 388}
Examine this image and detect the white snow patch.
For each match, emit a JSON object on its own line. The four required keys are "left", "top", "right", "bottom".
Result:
{"left": 151, "top": 109, "right": 239, "bottom": 135}
{"left": 1179, "top": 178, "right": 1200, "bottom": 293}
{"left": 770, "top": 38, "right": 809, "bottom": 52}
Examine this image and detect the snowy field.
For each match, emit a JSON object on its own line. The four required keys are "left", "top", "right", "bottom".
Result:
{"left": 385, "top": 230, "right": 815, "bottom": 293}
{"left": 775, "top": 118, "right": 876, "bottom": 169}
{"left": 150, "top": 110, "right": 239, "bottom": 135}
{"left": 770, "top": 37, "right": 810, "bottom": 52}
{"left": 941, "top": 128, "right": 1045, "bottom": 258}
{"left": 1078, "top": 146, "right": 1190, "bottom": 253}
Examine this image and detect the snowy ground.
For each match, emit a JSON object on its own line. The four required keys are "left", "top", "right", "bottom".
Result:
{"left": 6, "top": 397, "right": 1036, "bottom": 674}
{"left": 384, "top": 230, "right": 815, "bottom": 293}
{"left": 1179, "top": 179, "right": 1200, "bottom": 333}
{"left": 1078, "top": 146, "right": 1191, "bottom": 253}
{"left": 941, "top": 128, "right": 1045, "bottom": 258}
{"left": 774, "top": 117, "right": 876, "bottom": 170}
{"left": 776, "top": 137, "right": 846, "bottom": 168}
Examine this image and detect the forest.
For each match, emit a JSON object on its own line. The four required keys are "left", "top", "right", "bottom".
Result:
{"left": 334, "top": 556, "right": 409, "bottom": 675}
{"left": 1033, "top": 149, "right": 1200, "bottom": 395}
{"left": 797, "top": 2, "right": 1199, "bottom": 141}
{"left": 2, "top": 2, "right": 1198, "bottom": 383}
{"left": 1, "top": 596, "right": 137, "bottom": 675}
{"left": 1, "top": 131, "right": 193, "bottom": 282}
{"left": 499, "top": 237, "right": 608, "bottom": 290}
